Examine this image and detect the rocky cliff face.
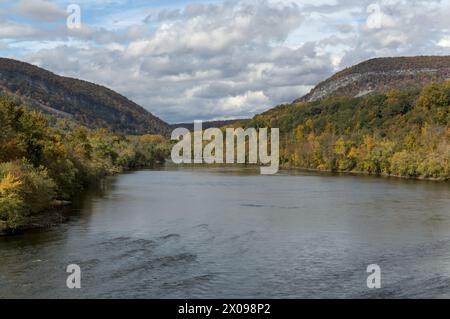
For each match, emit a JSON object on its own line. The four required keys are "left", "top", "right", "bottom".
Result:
{"left": 296, "top": 56, "right": 450, "bottom": 102}
{"left": 0, "top": 58, "right": 170, "bottom": 135}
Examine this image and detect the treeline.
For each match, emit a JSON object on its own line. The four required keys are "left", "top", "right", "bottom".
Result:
{"left": 243, "top": 81, "right": 450, "bottom": 179}
{"left": 0, "top": 96, "right": 170, "bottom": 230}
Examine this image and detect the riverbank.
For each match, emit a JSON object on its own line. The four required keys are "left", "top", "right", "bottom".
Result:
{"left": 0, "top": 165, "right": 164, "bottom": 236}
{"left": 167, "top": 162, "right": 449, "bottom": 181}
{"left": 280, "top": 164, "right": 449, "bottom": 182}
{"left": 0, "top": 96, "right": 172, "bottom": 235}
{"left": 0, "top": 204, "right": 70, "bottom": 236}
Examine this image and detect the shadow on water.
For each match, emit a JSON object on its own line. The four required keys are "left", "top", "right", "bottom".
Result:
{"left": 0, "top": 175, "right": 120, "bottom": 246}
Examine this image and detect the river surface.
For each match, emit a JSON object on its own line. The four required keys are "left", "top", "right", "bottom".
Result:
{"left": 1, "top": 166, "right": 450, "bottom": 298}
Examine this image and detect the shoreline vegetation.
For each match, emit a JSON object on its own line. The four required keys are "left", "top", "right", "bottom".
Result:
{"left": 280, "top": 165, "right": 447, "bottom": 181}
{"left": 165, "top": 162, "right": 448, "bottom": 181}
{"left": 231, "top": 81, "right": 449, "bottom": 181}
{"left": 0, "top": 96, "right": 171, "bottom": 234}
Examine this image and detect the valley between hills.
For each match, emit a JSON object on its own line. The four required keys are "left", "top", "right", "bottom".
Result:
{"left": 0, "top": 55, "right": 449, "bottom": 233}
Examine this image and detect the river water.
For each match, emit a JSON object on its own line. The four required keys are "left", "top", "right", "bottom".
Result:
{"left": 1, "top": 167, "right": 449, "bottom": 298}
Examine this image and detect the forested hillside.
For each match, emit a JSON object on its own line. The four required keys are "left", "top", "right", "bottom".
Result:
{"left": 242, "top": 82, "right": 449, "bottom": 180}
{"left": 0, "top": 58, "right": 170, "bottom": 135}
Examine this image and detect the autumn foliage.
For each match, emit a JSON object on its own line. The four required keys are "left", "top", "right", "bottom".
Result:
{"left": 0, "top": 97, "right": 170, "bottom": 230}
{"left": 243, "top": 82, "right": 450, "bottom": 179}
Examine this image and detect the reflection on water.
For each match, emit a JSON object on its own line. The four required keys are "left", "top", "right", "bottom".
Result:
{"left": 0, "top": 166, "right": 449, "bottom": 298}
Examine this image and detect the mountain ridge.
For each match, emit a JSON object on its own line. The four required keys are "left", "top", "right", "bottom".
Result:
{"left": 296, "top": 55, "right": 450, "bottom": 103}
{"left": 0, "top": 57, "right": 170, "bottom": 135}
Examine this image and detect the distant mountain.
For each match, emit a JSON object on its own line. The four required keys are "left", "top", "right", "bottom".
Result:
{"left": 170, "top": 119, "right": 247, "bottom": 131}
{"left": 0, "top": 58, "right": 170, "bottom": 135}
{"left": 296, "top": 56, "right": 450, "bottom": 102}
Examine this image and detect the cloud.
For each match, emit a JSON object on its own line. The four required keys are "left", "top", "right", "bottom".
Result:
{"left": 0, "top": 20, "right": 38, "bottom": 38}
{"left": 24, "top": 0, "right": 333, "bottom": 122}
{"left": 438, "top": 36, "right": 450, "bottom": 48}
{"left": 130, "top": 1, "right": 304, "bottom": 55}
{"left": 15, "top": 0, "right": 66, "bottom": 22}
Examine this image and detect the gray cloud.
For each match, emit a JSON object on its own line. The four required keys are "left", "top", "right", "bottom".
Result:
{"left": 0, "top": 19, "right": 38, "bottom": 38}
{"left": 15, "top": 0, "right": 66, "bottom": 22}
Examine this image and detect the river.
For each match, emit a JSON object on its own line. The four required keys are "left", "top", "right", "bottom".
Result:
{"left": 1, "top": 166, "right": 449, "bottom": 298}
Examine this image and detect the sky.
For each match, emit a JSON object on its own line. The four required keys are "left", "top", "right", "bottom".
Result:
{"left": 1, "top": 0, "right": 450, "bottom": 123}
